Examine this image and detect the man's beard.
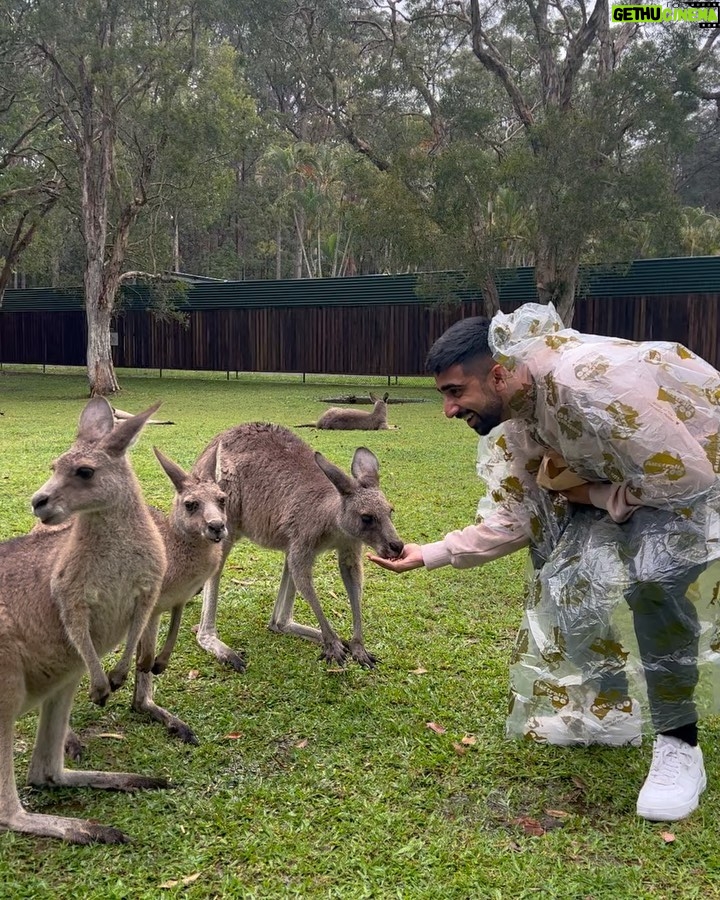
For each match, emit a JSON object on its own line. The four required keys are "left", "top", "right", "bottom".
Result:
{"left": 467, "top": 397, "right": 504, "bottom": 435}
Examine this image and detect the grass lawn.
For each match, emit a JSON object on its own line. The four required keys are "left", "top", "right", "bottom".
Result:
{"left": 0, "top": 366, "right": 718, "bottom": 900}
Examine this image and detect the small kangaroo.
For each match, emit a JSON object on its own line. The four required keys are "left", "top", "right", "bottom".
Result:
{"left": 0, "top": 398, "right": 168, "bottom": 844}
{"left": 65, "top": 445, "right": 228, "bottom": 754}
{"left": 315, "top": 393, "right": 391, "bottom": 431}
{"left": 193, "top": 423, "right": 404, "bottom": 670}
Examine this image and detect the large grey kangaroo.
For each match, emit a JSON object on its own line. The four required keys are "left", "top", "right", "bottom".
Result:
{"left": 0, "top": 398, "right": 168, "bottom": 844}
{"left": 193, "top": 423, "right": 404, "bottom": 671}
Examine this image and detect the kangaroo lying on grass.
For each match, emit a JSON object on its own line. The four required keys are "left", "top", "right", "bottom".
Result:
{"left": 0, "top": 399, "right": 168, "bottom": 844}
{"left": 192, "top": 423, "right": 404, "bottom": 671}
{"left": 314, "top": 393, "right": 392, "bottom": 430}
{"left": 64, "top": 445, "right": 228, "bottom": 755}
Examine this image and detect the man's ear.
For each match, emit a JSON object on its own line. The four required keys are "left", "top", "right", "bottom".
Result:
{"left": 490, "top": 364, "right": 507, "bottom": 391}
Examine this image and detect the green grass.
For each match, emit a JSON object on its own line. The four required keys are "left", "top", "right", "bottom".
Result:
{"left": 1, "top": 366, "right": 719, "bottom": 899}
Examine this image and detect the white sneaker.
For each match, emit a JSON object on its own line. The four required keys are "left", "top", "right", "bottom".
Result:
{"left": 636, "top": 735, "right": 706, "bottom": 821}
{"left": 525, "top": 699, "right": 642, "bottom": 748}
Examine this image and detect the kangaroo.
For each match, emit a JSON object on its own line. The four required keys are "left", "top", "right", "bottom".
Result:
{"left": 315, "top": 393, "right": 391, "bottom": 431}
{"left": 64, "top": 445, "right": 228, "bottom": 755}
{"left": 0, "top": 398, "right": 168, "bottom": 844}
{"left": 192, "top": 423, "right": 404, "bottom": 671}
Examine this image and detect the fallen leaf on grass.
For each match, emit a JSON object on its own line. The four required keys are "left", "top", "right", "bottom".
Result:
{"left": 461, "top": 734, "right": 477, "bottom": 746}
{"left": 97, "top": 733, "right": 125, "bottom": 740}
{"left": 223, "top": 732, "right": 244, "bottom": 740}
{"left": 187, "top": 669, "right": 200, "bottom": 680}
{"left": 160, "top": 873, "right": 201, "bottom": 889}
{"left": 295, "top": 738, "right": 309, "bottom": 749}
{"left": 452, "top": 743, "right": 467, "bottom": 756}
{"left": 426, "top": 722, "right": 446, "bottom": 735}
{"left": 545, "top": 809, "right": 570, "bottom": 819}
{"left": 410, "top": 667, "right": 428, "bottom": 675}
{"left": 512, "top": 816, "right": 545, "bottom": 836}
{"left": 661, "top": 832, "right": 676, "bottom": 843}
{"left": 571, "top": 775, "right": 588, "bottom": 790}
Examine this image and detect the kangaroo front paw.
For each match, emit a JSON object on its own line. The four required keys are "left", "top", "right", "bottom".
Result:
{"left": 151, "top": 657, "right": 169, "bottom": 675}
{"left": 64, "top": 730, "right": 85, "bottom": 762}
{"left": 107, "top": 666, "right": 129, "bottom": 693}
{"left": 135, "top": 652, "right": 154, "bottom": 674}
{"left": 89, "top": 675, "right": 112, "bottom": 706}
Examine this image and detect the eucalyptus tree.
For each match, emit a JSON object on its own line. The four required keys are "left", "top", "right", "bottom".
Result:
{"left": 237, "top": 1, "right": 718, "bottom": 321}
{"left": 0, "top": 3, "right": 62, "bottom": 302}
{"left": 16, "top": 0, "right": 250, "bottom": 395}
{"left": 392, "top": 0, "right": 719, "bottom": 321}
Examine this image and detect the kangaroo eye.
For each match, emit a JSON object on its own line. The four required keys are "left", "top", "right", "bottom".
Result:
{"left": 184, "top": 501, "right": 199, "bottom": 513}
{"left": 76, "top": 467, "right": 95, "bottom": 480}
{"left": 217, "top": 496, "right": 226, "bottom": 509}
{"left": 361, "top": 514, "right": 375, "bottom": 526}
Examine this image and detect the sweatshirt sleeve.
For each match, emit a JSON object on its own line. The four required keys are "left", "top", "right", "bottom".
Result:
{"left": 420, "top": 421, "right": 549, "bottom": 571}
{"left": 421, "top": 510, "right": 530, "bottom": 570}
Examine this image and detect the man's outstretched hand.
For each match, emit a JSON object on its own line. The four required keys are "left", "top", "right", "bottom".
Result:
{"left": 367, "top": 543, "right": 425, "bottom": 573}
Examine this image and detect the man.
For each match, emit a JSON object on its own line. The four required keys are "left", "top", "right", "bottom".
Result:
{"left": 370, "top": 303, "right": 720, "bottom": 822}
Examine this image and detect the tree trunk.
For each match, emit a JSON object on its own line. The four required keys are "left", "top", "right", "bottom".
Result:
{"left": 276, "top": 221, "right": 282, "bottom": 279}
{"left": 86, "top": 298, "right": 118, "bottom": 396}
{"left": 172, "top": 212, "right": 180, "bottom": 271}
{"left": 480, "top": 273, "right": 501, "bottom": 318}
{"left": 534, "top": 239, "right": 580, "bottom": 325}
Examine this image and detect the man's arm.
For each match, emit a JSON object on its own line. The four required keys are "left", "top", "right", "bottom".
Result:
{"left": 368, "top": 421, "right": 542, "bottom": 574}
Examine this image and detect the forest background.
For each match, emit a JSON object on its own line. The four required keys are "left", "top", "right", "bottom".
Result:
{"left": 1, "top": 0, "right": 719, "bottom": 393}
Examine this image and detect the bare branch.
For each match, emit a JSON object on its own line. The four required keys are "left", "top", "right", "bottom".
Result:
{"left": 686, "top": 31, "right": 719, "bottom": 73}
{"left": 560, "top": 0, "right": 608, "bottom": 108}
{"left": 469, "top": 0, "right": 535, "bottom": 133}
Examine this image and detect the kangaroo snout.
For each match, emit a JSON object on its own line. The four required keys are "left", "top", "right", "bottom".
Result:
{"left": 206, "top": 521, "right": 227, "bottom": 543}
{"left": 377, "top": 538, "right": 404, "bottom": 559}
{"left": 388, "top": 539, "right": 404, "bottom": 557}
{"left": 31, "top": 492, "right": 49, "bottom": 512}
{"left": 31, "top": 491, "right": 66, "bottom": 525}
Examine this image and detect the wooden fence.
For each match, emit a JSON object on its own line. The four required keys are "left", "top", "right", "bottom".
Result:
{"left": 1, "top": 290, "right": 719, "bottom": 375}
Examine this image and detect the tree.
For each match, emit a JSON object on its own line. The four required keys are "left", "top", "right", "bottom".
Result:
{"left": 435, "top": 0, "right": 719, "bottom": 320}
{"left": 0, "top": 4, "right": 62, "bottom": 303}
{"left": 21, "top": 0, "right": 229, "bottom": 394}
{"left": 254, "top": 0, "right": 718, "bottom": 321}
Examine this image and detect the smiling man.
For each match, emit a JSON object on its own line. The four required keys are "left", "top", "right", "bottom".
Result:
{"left": 369, "top": 304, "right": 720, "bottom": 823}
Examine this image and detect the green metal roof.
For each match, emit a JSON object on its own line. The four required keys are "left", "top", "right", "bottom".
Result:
{"left": 2, "top": 256, "right": 718, "bottom": 313}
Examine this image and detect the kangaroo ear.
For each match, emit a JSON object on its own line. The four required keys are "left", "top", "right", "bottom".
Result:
{"left": 350, "top": 447, "right": 379, "bottom": 488}
{"left": 315, "top": 451, "right": 354, "bottom": 496}
{"left": 215, "top": 442, "right": 223, "bottom": 483}
{"left": 153, "top": 446, "right": 189, "bottom": 493}
{"left": 99, "top": 401, "right": 161, "bottom": 456}
{"left": 195, "top": 442, "right": 222, "bottom": 484}
{"left": 76, "top": 397, "right": 115, "bottom": 443}
{"left": 382, "top": 393, "right": 389, "bottom": 403}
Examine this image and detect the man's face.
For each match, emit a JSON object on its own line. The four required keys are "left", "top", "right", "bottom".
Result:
{"left": 434, "top": 362, "right": 504, "bottom": 436}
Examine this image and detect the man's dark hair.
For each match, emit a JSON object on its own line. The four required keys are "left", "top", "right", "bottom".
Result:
{"left": 425, "top": 316, "right": 493, "bottom": 375}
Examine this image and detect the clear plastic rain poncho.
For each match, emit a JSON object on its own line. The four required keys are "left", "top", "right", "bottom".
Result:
{"left": 477, "top": 303, "right": 720, "bottom": 742}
